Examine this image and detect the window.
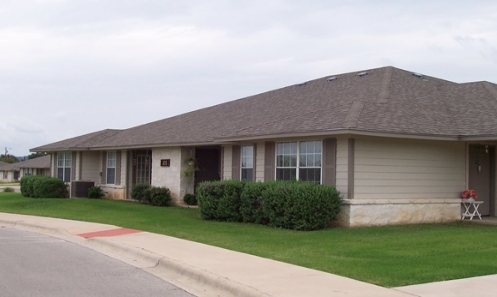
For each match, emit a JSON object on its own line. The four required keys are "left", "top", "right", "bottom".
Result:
{"left": 23, "top": 168, "right": 33, "bottom": 176}
{"left": 276, "top": 142, "right": 297, "bottom": 181}
{"left": 276, "top": 140, "right": 322, "bottom": 183}
{"left": 57, "top": 152, "right": 72, "bottom": 182}
{"left": 2, "top": 171, "right": 7, "bottom": 179}
{"left": 241, "top": 145, "right": 254, "bottom": 181}
{"left": 107, "top": 151, "right": 116, "bottom": 184}
{"left": 299, "top": 140, "right": 322, "bottom": 183}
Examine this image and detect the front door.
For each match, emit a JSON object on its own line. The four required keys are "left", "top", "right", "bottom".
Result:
{"left": 468, "top": 145, "right": 495, "bottom": 216}
{"left": 194, "top": 147, "right": 221, "bottom": 192}
{"left": 132, "top": 150, "right": 152, "bottom": 185}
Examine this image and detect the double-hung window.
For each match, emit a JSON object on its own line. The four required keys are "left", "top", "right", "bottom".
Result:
{"left": 57, "top": 152, "right": 72, "bottom": 182}
{"left": 276, "top": 140, "right": 322, "bottom": 183}
{"left": 106, "top": 151, "right": 116, "bottom": 184}
{"left": 241, "top": 145, "right": 254, "bottom": 181}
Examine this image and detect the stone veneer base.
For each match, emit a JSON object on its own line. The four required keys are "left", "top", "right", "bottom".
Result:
{"left": 336, "top": 198, "right": 462, "bottom": 227}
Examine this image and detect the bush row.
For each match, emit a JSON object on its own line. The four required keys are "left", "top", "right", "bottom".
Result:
{"left": 20, "top": 175, "right": 68, "bottom": 198}
{"left": 131, "top": 184, "right": 171, "bottom": 206}
{"left": 197, "top": 180, "right": 342, "bottom": 231}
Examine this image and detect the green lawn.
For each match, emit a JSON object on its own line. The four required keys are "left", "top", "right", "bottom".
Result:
{"left": 1, "top": 192, "right": 496, "bottom": 287}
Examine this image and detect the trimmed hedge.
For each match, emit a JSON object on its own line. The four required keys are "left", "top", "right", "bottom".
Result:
{"left": 131, "top": 184, "right": 151, "bottom": 202}
{"left": 197, "top": 180, "right": 245, "bottom": 222}
{"left": 20, "top": 175, "right": 68, "bottom": 198}
{"left": 20, "top": 175, "right": 45, "bottom": 197}
{"left": 198, "top": 180, "right": 342, "bottom": 231}
{"left": 148, "top": 187, "right": 171, "bottom": 206}
{"left": 131, "top": 184, "right": 171, "bottom": 206}
{"left": 240, "top": 181, "right": 267, "bottom": 224}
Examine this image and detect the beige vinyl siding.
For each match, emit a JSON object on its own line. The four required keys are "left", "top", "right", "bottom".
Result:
{"left": 119, "top": 151, "right": 127, "bottom": 186}
{"left": 255, "top": 141, "right": 265, "bottom": 182}
{"left": 80, "top": 151, "right": 101, "bottom": 183}
{"left": 335, "top": 137, "right": 349, "bottom": 198}
{"left": 354, "top": 136, "right": 465, "bottom": 199}
{"left": 223, "top": 145, "right": 233, "bottom": 180}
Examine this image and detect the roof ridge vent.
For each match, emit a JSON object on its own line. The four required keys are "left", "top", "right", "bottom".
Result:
{"left": 327, "top": 76, "right": 338, "bottom": 82}
{"left": 357, "top": 71, "right": 368, "bottom": 77}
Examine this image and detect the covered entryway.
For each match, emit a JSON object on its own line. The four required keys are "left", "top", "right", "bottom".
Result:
{"left": 468, "top": 145, "right": 495, "bottom": 216}
{"left": 194, "top": 146, "right": 222, "bottom": 192}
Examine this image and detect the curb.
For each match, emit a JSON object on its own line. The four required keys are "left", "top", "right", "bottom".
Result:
{"left": 0, "top": 217, "right": 269, "bottom": 297}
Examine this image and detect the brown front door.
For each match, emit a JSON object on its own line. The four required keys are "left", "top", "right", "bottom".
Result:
{"left": 132, "top": 150, "right": 152, "bottom": 185}
{"left": 468, "top": 145, "right": 495, "bottom": 216}
{"left": 194, "top": 147, "right": 221, "bottom": 192}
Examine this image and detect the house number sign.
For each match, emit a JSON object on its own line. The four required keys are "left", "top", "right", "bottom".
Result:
{"left": 160, "top": 159, "right": 171, "bottom": 167}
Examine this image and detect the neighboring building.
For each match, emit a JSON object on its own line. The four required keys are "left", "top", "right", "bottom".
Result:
{"left": 0, "top": 155, "right": 51, "bottom": 182}
{"left": 31, "top": 66, "right": 497, "bottom": 227}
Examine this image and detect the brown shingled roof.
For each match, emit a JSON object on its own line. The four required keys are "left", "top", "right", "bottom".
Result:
{"left": 31, "top": 66, "right": 497, "bottom": 151}
{"left": 0, "top": 155, "right": 51, "bottom": 171}
{"left": 31, "top": 129, "right": 122, "bottom": 152}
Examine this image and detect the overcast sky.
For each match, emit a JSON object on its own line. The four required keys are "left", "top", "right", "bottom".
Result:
{"left": 1, "top": 0, "right": 496, "bottom": 156}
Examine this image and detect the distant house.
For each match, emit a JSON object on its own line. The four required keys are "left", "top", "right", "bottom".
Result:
{"left": 31, "top": 66, "right": 497, "bottom": 227}
{"left": 0, "top": 155, "right": 51, "bottom": 182}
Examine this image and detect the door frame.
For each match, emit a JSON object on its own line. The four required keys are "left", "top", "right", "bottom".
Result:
{"left": 468, "top": 144, "right": 495, "bottom": 217}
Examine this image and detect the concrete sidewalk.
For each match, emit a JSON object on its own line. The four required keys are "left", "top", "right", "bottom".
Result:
{"left": 0, "top": 212, "right": 495, "bottom": 297}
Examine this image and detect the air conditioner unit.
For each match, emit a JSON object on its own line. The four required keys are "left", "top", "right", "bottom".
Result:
{"left": 70, "top": 181, "right": 95, "bottom": 198}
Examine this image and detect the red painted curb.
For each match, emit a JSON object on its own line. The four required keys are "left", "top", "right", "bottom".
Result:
{"left": 77, "top": 228, "right": 141, "bottom": 238}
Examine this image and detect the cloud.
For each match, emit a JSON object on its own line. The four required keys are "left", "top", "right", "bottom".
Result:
{"left": 1, "top": 0, "right": 497, "bottom": 156}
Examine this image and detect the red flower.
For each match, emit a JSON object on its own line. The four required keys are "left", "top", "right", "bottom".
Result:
{"left": 461, "top": 190, "right": 478, "bottom": 199}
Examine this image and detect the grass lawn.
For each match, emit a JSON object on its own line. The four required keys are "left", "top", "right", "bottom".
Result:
{"left": 0, "top": 182, "right": 19, "bottom": 186}
{"left": 1, "top": 192, "right": 497, "bottom": 287}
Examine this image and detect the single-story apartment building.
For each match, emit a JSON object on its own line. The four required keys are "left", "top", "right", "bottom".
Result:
{"left": 31, "top": 66, "right": 497, "bottom": 227}
{"left": 0, "top": 155, "right": 51, "bottom": 183}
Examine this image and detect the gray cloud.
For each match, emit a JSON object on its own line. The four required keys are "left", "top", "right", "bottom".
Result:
{"left": 1, "top": 0, "right": 496, "bottom": 156}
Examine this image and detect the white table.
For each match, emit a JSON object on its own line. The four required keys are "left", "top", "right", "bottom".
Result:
{"left": 461, "top": 200, "right": 483, "bottom": 220}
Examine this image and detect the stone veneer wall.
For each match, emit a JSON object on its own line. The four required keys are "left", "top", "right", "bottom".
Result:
{"left": 102, "top": 185, "right": 126, "bottom": 200}
{"left": 336, "top": 198, "right": 462, "bottom": 227}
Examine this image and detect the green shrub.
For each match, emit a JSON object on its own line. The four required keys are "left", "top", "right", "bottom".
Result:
{"left": 131, "top": 184, "right": 151, "bottom": 202}
{"left": 87, "top": 186, "right": 104, "bottom": 199}
{"left": 183, "top": 193, "right": 197, "bottom": 205}
{"left": 20, "top": 175, "right": 41, "bottom": 197}
{"left": 239, "top": 181, "right": 267, "bottom": 224}
{"left": 147, "top": 186, "right": 171, "bottom": 206}
{"left": 131, "top": 184, "right": 171, "bottom": 206}
{"left": 261, "top": 181, "right": 289, "bottom": 228}
{"left": 2, "top": 187, "right": 15, "bottom": 193}
{"left": 197, "top": 180, "right": 246, "bottom": 222}
{"left": 198, "top": 180, "right": 342, "bottom": 231}
{"left": 277, "top": 182, "right": 341, "bottom": 230}
{"left": 32, "top": 177, "right": 68, "bottom": 198}
{"left": 20, "top": 175, "right": 51, "bottom": 197}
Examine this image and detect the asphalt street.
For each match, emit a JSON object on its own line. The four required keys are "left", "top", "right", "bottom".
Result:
{"left": 0, "top": 227, "right": 196, "bottom": 297}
